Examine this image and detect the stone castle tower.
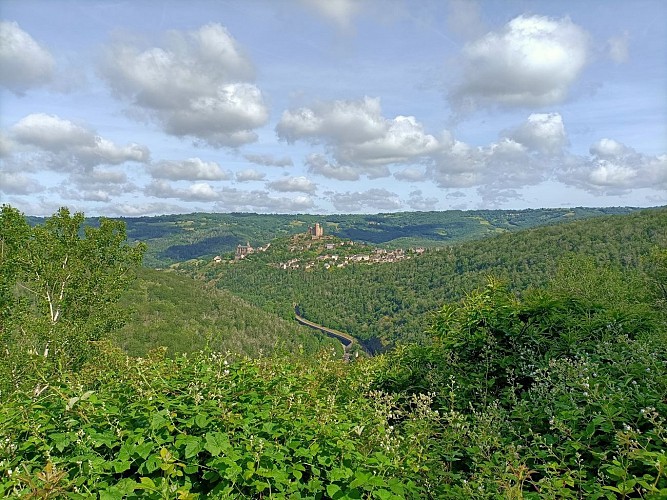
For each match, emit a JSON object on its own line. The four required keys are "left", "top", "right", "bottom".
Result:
{"left": 308, "top": 223, "right": 323, "bottom": 238}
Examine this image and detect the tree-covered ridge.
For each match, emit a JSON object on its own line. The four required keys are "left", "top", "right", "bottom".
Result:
{"left": 189, "top": 207, "right": 667, "bottom": 351}
{"left": 114, "top": 268, "right": 338, "bottom": 359}
{"left": 27, "top": 206, "right": 634, "bottom": 267}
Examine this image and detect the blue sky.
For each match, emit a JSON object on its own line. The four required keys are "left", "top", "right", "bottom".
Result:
{"left": 1, "top": 0, "right": 665, "bottom": 216}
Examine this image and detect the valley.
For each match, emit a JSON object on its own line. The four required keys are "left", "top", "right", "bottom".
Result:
{"left": 1, "top": 205, "right": 666, "bottom": 498}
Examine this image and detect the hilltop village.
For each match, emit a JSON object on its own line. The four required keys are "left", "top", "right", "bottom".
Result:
{"left": 212, "top": 223, "right": 426, "bottom": 270}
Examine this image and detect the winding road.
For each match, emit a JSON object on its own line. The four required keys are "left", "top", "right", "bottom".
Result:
{"left": 294, "top": 306, "right": 364, "bottom": 361}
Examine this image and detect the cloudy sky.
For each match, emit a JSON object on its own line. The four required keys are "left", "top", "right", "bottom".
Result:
{"left": 1, "top": 0, "right": 665, "bottom": 216}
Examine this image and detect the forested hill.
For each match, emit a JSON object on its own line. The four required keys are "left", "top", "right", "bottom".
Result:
{"left": 42, "top": 206, "right": 638, "bottom": 267}
{"left": 187, "top": 207, "right": 667, "bottom": 352}
{"left": 114, "top": 268, "right": 339, "bottom": 358}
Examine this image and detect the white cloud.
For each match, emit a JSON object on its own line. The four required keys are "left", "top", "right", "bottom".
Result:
{"left": 148, "top": 158, "right": 231, "bottom": 180}
{"left": 277, "top": 96, "right": 386, "bottom": 145}
{"left": 429, "top": 134, "right": 546, "bottom": 201}
{"left": 0, "top": 21, "right": 55, "bottom": 94}
{"left": 11, "top": 113, "right": 150, "bottom": 169}
{"left": 451, "top": 15, "right": 590, "bottom": 109}
{"left": 0, "top": 134, "right": 13, "bottom": 158}
{"left": 394, "top": 167, "right": 427, "bottom": 182}
{"left": 0, "top": 172, "right": 44, "bottom": 195}
{"left": 506, "top": 112, "right": 568, "bottom": 154}
{"left": 100, "top": 23, "right": 268, "bottom": 147}
{"left": 329, "top": 188, "right": 402, "bottom": 212}
{"left": 559, "top": 139, "right": 667, "bottom": 193}
{"left": 145, "top": 180, "right": 220, "bottom": 201}
{"left": 244, "top": 154, "right": 293, "bottom": 167}
{"left": 267, "top": 176, "right": 317, "bottom": 194}
{"left": 236, "top": 169, "right": 266, "bottom": 182}
{"left": 589, "top": 138, "right": 629, "bottom": 158}
{"left": 277, "top": 97, "right": 439, "bottom": 177}
{"left": 306, "top": 154, "right": 360, "bottom": 181}
{"left": 339, "top": 115, "right": 439, "bottom": 165}
{"left": 216, "top": 188, "right": 314, "bottom": 212}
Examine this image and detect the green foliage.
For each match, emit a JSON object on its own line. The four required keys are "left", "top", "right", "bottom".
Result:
{"left": 0, "top": 346, "right": 432, "bottom": 498}
{"left": 0, "top": 205, "right": 145, "bottom": 396}
{"left": 107, "top": 207, "right": 639, "bottom": 267}
{"left": 375, "top": 273, "right": 667, "bottom": 498}
{"left": 114, "top": 268, "right": 338, "bottom": 358}
{"left": 193, "top": 207, "right": 666, "bottom": 350}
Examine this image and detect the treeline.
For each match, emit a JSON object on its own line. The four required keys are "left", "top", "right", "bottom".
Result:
{"left": 116, "top": 207, "right": 639, "bottom": 266}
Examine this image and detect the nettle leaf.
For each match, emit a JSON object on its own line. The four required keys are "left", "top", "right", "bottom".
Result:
{"left": 112, "top": 460, "right": 132, "bottom": 474}
{"left": 204, "top": 431, "right": 229, "bottom": 456}
{"left": 194, "top": 413, "right": 208, "bottom": 428}
{"left": 135, "top": 442, "right": 154, "bottom": 460}
{"left": 183, "top": 436, "right": 203, "bottom": 459}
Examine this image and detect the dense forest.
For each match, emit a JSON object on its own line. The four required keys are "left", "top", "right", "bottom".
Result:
{"left": 1, "top": 204, "right": 666, "bottom": 498}
{"left": 183, "top": 208, "right": 667, "bottom": 352}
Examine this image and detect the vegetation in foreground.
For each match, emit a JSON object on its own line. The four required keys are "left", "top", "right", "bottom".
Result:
{"left": 1, "top": 205, "right": 666, "bottom": 498}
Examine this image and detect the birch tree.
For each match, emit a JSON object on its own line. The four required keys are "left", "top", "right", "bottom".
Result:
{"left": 0, "top": 205, "right": 145, "bottom": 369}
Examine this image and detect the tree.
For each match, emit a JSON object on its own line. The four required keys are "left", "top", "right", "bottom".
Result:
{"left": 0, "top": 205, "right": 145, "bottom": 375}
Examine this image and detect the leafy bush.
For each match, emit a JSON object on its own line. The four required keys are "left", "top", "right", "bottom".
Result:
{"left": 0, "top": 346, "right": 438, "bottom": 498}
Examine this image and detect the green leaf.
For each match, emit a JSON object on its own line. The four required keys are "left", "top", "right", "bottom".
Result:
{"left": 138, "top": 476, "right": 156, "bottom": 489}
{"left": 184, "top": 436, "right": 203, "bottom": 459}
{"left": 194, "top": 413, "right": 208, "bottom": 428}
{"left": 113, "top": 460, "right": 131, "bottom": 474}
{"left": 204, "top": 431, "right": 229, "bottom": 456}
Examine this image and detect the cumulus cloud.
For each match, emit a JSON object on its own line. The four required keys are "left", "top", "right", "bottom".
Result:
{"left": 0, "top": 134, "right": 13, "bottom": 158}
{"left": 148, "top": 158, "right": 231, "bottom": 180}
{"left": 506, "top": 112, "right": 568, "bottom": 154}
{"left": 305, "top": 154, "right": 360, "bottom": 181}
{"left": 277, "top": 97, "right": 438, "bottom": 177}
{"left": 428, "top": 134, "right": 545, "bottom": 201}
{"left": 244, "top": 154, "right": 293, "bottom": 167}
{"left": 216, "top": 188, "right": 314, "bottom": 212}
{"left": 329, "top": 188, "right": 402, "bottom": 212}
{"left": 145, "top": 180, "right": 221, "bottom": 202}
{"left": 267, "top": 176, "right": 317, "bottom": 194}
{"left": 451, "top": 15, "right": 590, "bottom": 110}
{"left": 0, "top": 21, "right": 55, "bottom": 94}
{"left": 236, "top": 169, "right": 266, "bottom": 182}
{"left": 10, "top": 113, "right": 150, "bottom": 169}
{"left": 0, "top": 172, "right": 44, "bottom": 195}
{"left": 559, "top": 139, "right": 667, "bottom": 194}
{"left": 394, "top": 167, "right": 427, "bottom": 182}
{"left": 100, "top": 23, "right": 268, "bottom": 147}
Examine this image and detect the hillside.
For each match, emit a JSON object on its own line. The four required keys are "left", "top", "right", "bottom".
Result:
{"left": 110, "top": 207, "right": 638, "bottom": 267}
{"left": 114, "top": 268, "right": 338, "bottom": 358}
{"left": 2, "top": 205, "right": 666, "bottom": 498}
{"left": 185, "top": 207, "right": 667, "bottom": 352}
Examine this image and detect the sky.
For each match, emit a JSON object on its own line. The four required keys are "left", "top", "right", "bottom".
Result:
{"left": 0, "top": 0, "right": 665, "bottom": 216}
